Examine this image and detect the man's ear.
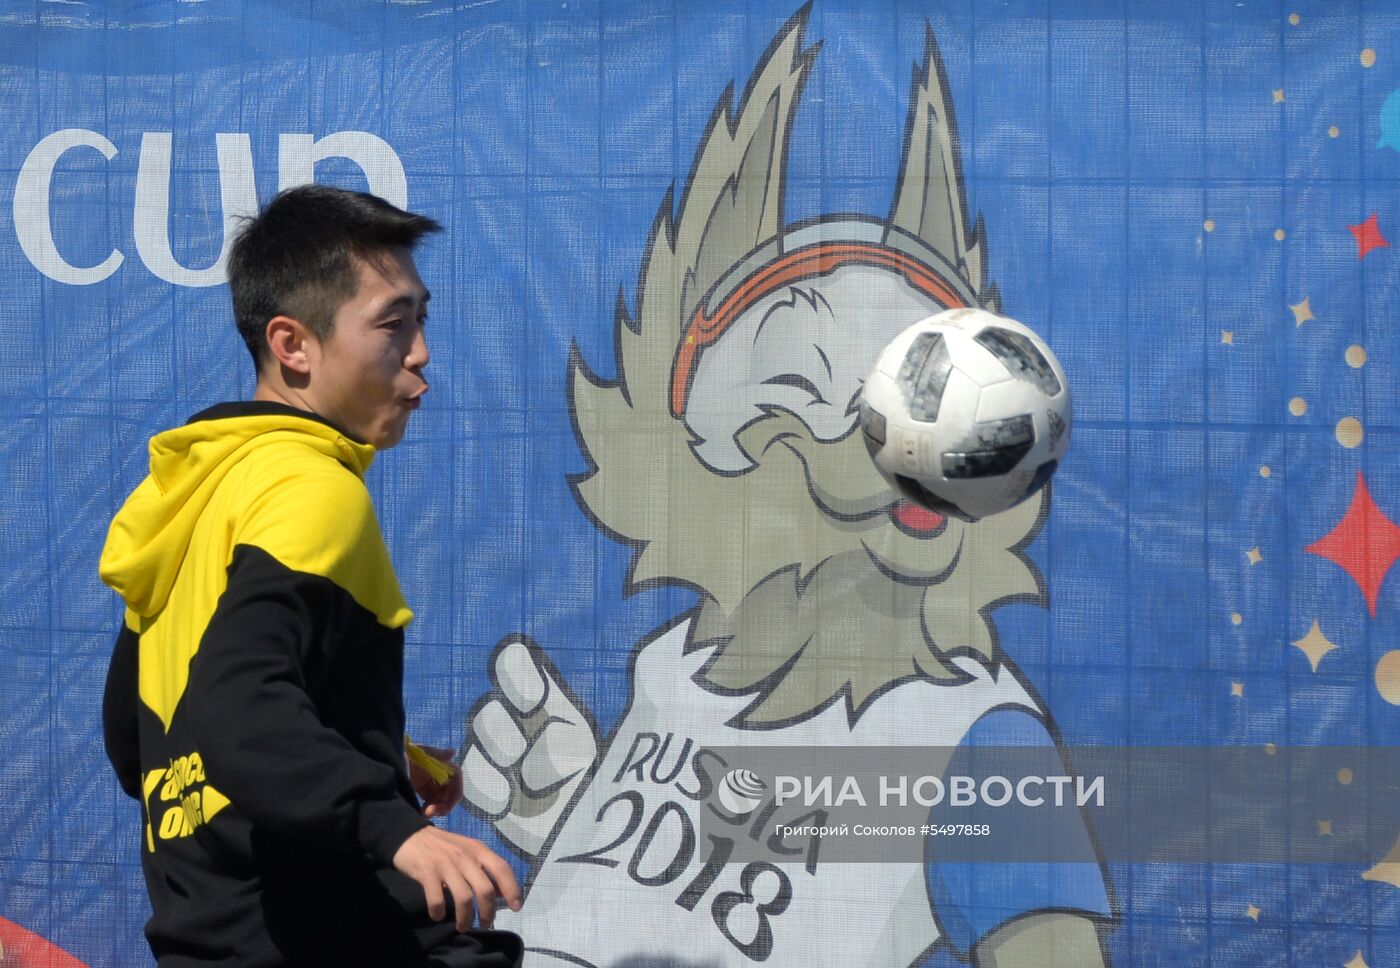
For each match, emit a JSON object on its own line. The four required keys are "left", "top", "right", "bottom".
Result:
{"left": 264, "top": 315, "right": 316, "bottom": 375}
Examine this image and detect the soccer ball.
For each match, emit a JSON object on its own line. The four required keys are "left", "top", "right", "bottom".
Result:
{"left": 858, "top": 308, "right": 1071, "bottom": 522}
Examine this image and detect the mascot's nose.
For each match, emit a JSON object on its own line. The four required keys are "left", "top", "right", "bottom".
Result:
{"left": 891, "top": 500, "right": 946, "bottom": 537}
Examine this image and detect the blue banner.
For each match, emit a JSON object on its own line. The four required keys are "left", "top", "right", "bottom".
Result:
{"left": 3, "top": 2, "right": 1400, "bottom": 965}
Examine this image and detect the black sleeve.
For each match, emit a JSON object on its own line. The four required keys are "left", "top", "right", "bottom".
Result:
{"left": 102, "top": 624, "right": 143, "bottom": 801}
{"left": 183, "top": 545, "right": 429, "bottom": 865}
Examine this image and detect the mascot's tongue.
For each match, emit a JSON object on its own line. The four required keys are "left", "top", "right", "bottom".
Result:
{"left": 892, "top": 500, "right": 945, "bottom": 535}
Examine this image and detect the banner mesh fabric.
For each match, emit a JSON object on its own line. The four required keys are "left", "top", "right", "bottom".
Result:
{"left": 3, "top": 2, "right": 1400, "bottom": 965}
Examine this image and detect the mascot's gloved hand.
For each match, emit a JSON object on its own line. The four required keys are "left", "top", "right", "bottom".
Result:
{"left": 460, "top": 637, "right": 599, "bottom": 858}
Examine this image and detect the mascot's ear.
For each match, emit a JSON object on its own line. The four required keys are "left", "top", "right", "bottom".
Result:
{"left": 887, "top": 24, "right": 992, "bottom": 305}
{"left": 640, "top": 4, "right": 818, "bottom": 343}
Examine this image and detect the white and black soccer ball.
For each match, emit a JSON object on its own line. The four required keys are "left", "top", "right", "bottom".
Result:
{"left": 858, "top": 308, "right": 1071, "bottom": 522}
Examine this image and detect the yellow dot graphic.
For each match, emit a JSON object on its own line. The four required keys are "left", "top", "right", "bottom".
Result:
{"left": 1289, "top": 13, "right": 1300, "bottom": 25}
{"left": 1289, "top": 397, "right": 1307, "bottom": 416}
{"left": 1336, "top": 417, "right": 1364, "bottom": 448}
{"left": 1329, "top": 125, "right": 1341, "bottom": 138}
{"left": 1362, "top": 49, "right": 1377, "bottom": 68}
{"left": 1259, "top": 465, "right": 1272, "bottom": 478}
{"left": 1376, "top": 651, "right": 1400, "bottom": 704}
{"left": 1346, "top": 345, "right": 1367, "bottom": 368}
{"left": 1204, "top": 219, "right": 1216, "bottom": 232}
{"left": 1338, "top": 767, "right": 1354, "bottom": 785}
{"left": 1274, "top": 228, "right": 1287, "bottom": 241}
{"left": 1231, "top": 612, "right": 1243, "bottom": 626}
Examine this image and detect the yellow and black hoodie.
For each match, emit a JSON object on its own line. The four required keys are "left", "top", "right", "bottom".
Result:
{"left": 100, "top": 402, "right": 441, "bottom": 966}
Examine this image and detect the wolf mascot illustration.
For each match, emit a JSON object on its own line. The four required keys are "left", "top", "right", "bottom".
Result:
{"left": 462, "top": 11, "right": 1114, "bottom": 967}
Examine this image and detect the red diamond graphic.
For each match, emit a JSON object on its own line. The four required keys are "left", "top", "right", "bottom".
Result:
{"left": 1348, "top": 212, "right": 1390, "bottom": 260}
{"left": 1306, "top": 472, "right": 1400, "bottom": 617}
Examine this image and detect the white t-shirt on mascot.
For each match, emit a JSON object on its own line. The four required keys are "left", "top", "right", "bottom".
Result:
{"left": 497, "top": 619, "right": 1109, "bottom": 968}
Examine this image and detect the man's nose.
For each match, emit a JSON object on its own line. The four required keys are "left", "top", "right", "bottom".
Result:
{"left": 407, "top": 325, "right": 429, "bottom": 371}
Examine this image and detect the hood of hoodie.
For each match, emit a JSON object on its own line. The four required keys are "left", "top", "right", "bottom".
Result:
{"left": 99, "top": 402, "right": 376, "bottom": 618}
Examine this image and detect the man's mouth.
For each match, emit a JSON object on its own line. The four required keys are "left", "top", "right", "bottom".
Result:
{"left": 889, "top": 500, "right": 946, "bottom": 538}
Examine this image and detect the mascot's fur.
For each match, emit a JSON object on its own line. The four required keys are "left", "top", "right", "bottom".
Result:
{"left": 569, "top": 9, "right": 1046, "bottom": 727}
{"left": 467, "top": 11, "right": 1113, "bottom": 966}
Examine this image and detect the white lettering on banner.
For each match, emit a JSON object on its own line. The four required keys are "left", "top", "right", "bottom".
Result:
{"left": 14, "top": 129, "right": 409, "bottom": 287}
{"left": 278, "top": 132, "right": 408, "bottom": 207}
{"left": 15, "top": 129, "right": 124, "bottom": 285}
{"left": 134, "top": 132, "right": 257, "bottom": 287}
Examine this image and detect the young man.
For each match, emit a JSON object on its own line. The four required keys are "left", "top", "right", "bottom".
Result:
{"left": 99, "top": 186, "right": 523, "bottom": 967}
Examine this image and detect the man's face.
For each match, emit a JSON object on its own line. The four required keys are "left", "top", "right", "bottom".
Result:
{"left": 305, "top": 245, "right": 430, "bottom": 449}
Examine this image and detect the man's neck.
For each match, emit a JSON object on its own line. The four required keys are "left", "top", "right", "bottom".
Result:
{"left": 253, "top": 379, "right": 311, "bottom": 412}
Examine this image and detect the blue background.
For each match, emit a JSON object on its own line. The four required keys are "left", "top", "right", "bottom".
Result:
{"left": 3, "top": 0, "right": 1400, "bottom": 964}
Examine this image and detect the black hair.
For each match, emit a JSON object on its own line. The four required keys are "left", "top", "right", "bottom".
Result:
{"left": 227, "top": 185, "right": 441, "bottom": 369}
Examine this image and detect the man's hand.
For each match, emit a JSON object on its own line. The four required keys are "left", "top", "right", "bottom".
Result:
{"left": 392, "top": 827, "right": 523, "bottom": 931}
{"left": 409, "top": 743, "right": 463, "bottom": 819}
